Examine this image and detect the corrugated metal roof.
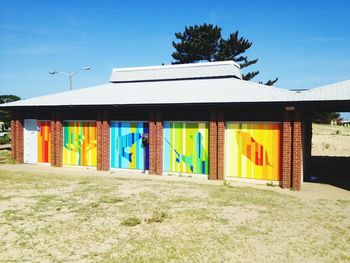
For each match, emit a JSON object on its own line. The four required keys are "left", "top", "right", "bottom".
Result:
{"left": 299, "top": 80, "right": 350, "bottom": 101}
{"left": 109, "top": 61, "right": 242, "bottom": 82}
{"left": 1, "top": 78, "right": 295, "bottom": 107}
{"left": 1, "top": 61, "right": 349, "bottom": 108}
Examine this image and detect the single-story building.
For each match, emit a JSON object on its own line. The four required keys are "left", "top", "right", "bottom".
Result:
{"left": 2, "top": 61, "right": 350, "bottom": 190}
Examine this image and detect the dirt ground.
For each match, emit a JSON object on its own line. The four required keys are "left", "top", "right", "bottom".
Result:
{"left": 312, "top": 123, "right": 350, "bottom": 156}
{"left": 0, "top": 165, "right": 349, "bottom": 262}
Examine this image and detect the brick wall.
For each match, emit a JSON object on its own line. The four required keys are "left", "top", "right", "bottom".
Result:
{"left": 17, "top": 119, "right": 24, "bottom": 163}
{"left": 55, "top": 113, "right": 63, "bottom": 167}
{"left": 96, "top": 110, "right": 110, "bottom": 171}
{"left": 155, "top": 110, "right": 163, "bottom": 175}
{"left": 149, "top": 110, "right": 156, "bottom": 174}
{"left": 217, "top": 110, "right": 225, "bottom": 180}
{"left": 11, "top": 112, "right": 24, "bottom": 164}
{"left": 281, "top": 110, "right": 303, "bottom": 190}
{"left": 209, "top": 110, "right": 218, "bottom": 180}
{"left": 10, "top": 116, "right": 15, "bottom": 159}
{"left": 292, "top": 112, "right": 302, "bottom": 191}
{"left": 50, "top": 114, "right": 56, "bottom": 166}
{"left": 97, "top": 114, "right": 102, "bottom": 170}
{"left": 282, "top": 112, "right": 292, "bottom": 188}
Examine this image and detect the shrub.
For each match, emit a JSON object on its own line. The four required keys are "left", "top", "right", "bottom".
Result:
{"left": 0, "top": 135, "right": 10, "bottom": 145}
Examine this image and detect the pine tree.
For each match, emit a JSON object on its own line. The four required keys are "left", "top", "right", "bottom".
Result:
{"left": 172, "top": 24, "right": 278, "bottom": 85}
{"left": 172, "top": 24, "right": 221, "bottom": 64}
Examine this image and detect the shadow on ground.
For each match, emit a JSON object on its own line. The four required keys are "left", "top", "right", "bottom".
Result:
{"left": 305, "top": 156, "right": 350, "bottom": 191}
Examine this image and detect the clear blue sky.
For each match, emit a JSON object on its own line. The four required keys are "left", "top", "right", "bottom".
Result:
{"left": 1, "top": 0, "right": 350, "bottom": 100}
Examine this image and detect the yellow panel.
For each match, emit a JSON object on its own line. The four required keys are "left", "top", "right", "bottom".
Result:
{"left": 226, "top": 122, "right": 281, "bottom": 181}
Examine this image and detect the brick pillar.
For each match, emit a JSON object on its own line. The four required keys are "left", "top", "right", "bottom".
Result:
{"left": 97, "top": 112, "right": 103, "bottom": 170}
{"left": 102, "top": 111, "right": 110, "bottom": 171}
{"left": 217, "top": 110, "right": 225, "bottom": 180}
{"left": 55, "top": 113, "right": 63, "bottom": 167}
{"left": 209, "top": 110, "right": 218, "bottom": 180}
{"left": 50, "top": 113, "right": 56, "bottom": 166}
{"left": 15, "top": 115, "right": 24, "bottom": 164}
{"left": 10, "top": 113, "right": 16, "bottom": 159}
{"left": 155, "top": 110, "right": 163, "bottom": 175}
{"left": 292, "top": 112, "right": 302, "bottom": 191}
{"left": 282, "top": 111, "right": 292, "bottom": 189}
{"left": 149, "top": 110, "right": 156, "bottom": 175}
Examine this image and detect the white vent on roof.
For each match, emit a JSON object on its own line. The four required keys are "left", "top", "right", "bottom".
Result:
{"left": 109, "top": 61, "right": 242, "bottom": 82}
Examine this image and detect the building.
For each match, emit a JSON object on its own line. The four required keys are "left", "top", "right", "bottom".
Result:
{"left": 2, "top": 61, "right": 350, "bottom": 190}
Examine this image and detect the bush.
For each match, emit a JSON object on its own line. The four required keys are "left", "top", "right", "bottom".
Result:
{"left": 0, "top": 135, "right": 10, "bottom": 145}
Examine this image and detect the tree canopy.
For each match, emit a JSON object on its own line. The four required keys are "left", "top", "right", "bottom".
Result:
{"left": 172, "top": 23, "right": 278, "bottom": 86}
{"left": 0, "top": 95, "right": 21, "bottom": 129}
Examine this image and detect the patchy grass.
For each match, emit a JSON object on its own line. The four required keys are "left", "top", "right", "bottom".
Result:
{"left": 145, "top": 210, "right": 169, "bottom": 224}
{"left": 0, "top": 150, "right": 16, "bottom": 164}
{"left": 0, "top": 169, "right": 349, "bottom": 262}
{"left": 121, "top": 217, "right": 142, "bottom": 227}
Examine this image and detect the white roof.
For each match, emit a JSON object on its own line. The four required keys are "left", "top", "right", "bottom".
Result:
{"left": 1, "top": 61, "right": 350, "bottom": 107}
{"left": 298, "top": 80, "right": 350, "bottom": 101}
{"left": 1, "top": 78, "right": 296, "bottom": 107}
{"left": 110, "top": 61, "right": 242, "bottom": 82}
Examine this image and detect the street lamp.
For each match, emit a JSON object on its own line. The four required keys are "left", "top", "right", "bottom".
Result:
{"left": 49, "top": 66, "right": 91, "bottom": 91}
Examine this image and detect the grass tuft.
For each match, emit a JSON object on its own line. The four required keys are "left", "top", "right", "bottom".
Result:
{"left": 145, "top": 210, "right": 169, "bottom": 224}
{"left": 99, "top": 195, "right": 123, "bottom": 203}
{"left": 121, "top": 216, "right": 142, "bottom": 227}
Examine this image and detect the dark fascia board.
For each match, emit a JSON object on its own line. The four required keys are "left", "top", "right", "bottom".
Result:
{"left": 109, "top": 75, "right": 241, "bottom": 83}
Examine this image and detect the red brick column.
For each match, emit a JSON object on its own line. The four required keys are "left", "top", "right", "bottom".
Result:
{"left": 282, "top": 111, "right": 292, "bottom": 189}
{"left": 96, "top": 112, "right": 103, "bottom": 170}
{"left": 9, "top": 112, "right": 24, "bottom": 163}
{"left": 209, "top": 110, "right": 218, "bottom": 180}
{"left": 10, "top": 113, "right": 16, "bottom": 159}
{"left": 17, "top": 120, "right": 23, "bottom": 163}
{"left": 50, "top": 113, "right": 56, "bottom": 166}
{"left": 55, "top": 113, "right": 63, "bottom": 167}
{"left": 155, "top": 110, "right": 163, "bottom": 175}
{"left": 13, "top": 115, "right": 19, "bottom": 162}
{"left": 102, "top": 111, "right": 110, "bottom": 171}
{"left": 96, "top": 110, "right": 110, "bottom": 171}
{"left": 292, "top": 112, "right": 302, "bottom": 191}
{"left": 149, "top": 110, "right": 156, "bottom": 175}
{"left": 217, "top": 110, "right": 225, "bottom": 180}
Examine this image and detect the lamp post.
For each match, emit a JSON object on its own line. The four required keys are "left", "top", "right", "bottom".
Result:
{"left": 49, "top": 66, "right": 91, "bottom": 91}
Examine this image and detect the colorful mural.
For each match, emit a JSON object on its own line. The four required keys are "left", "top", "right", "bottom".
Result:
{"left": 163, "top": 122, "right": 209, "bottom": 175}
{"left": 225, "top": 122, "right": 281, "bottom": 181}
{"left": 63, "top": 121, "right": 97, "bottom": 166}
{"left": 37, "top": 121, "right": 51, "bottom": 163}
{"left": 110, "top": 122, "right": 149, "bottom": 170}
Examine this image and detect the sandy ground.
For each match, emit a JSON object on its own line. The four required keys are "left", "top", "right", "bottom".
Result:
{"left": 312, "top": 123, "right": 350, "bottom": 156}
{"left": 2, "top": 164, "right": 349, "bottom": 201}
{"left": 0, "top": 165, "right": 349, "bottom": 262}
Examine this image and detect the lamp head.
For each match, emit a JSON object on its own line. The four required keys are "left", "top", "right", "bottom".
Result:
{"left": 83, "top": 66, "right": 91, "bottom": 70}
{"left": 49, "top": 71, "right": 58, "bottom": 75}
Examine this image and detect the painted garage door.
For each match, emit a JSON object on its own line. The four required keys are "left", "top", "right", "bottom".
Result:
{"left": 37, "top": 121, "right": 51, "bottom": 163}
{"left": 63, "top": 121, "right": 97, "bottom": 166}
{"left": 225, "top": 122, "right": 281, "bottom": 181}
{"left": 110, "top": 121, "right": 149, "bottom": 170}
{"left": 163, "top": 122, "right": 209, "bottom": 175}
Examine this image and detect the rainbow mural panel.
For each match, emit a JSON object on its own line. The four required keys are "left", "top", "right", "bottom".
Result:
{"left": 37, "top": 121, "right": 51, "bottom": 163}
{"left": 63, "top": 121, "right": 97, "bottom": 166}
{"left": 225, "top": 122, "right": 281, "bottom": 181}
{"left": 110, "top": 122, "right": 149, "bottom": 170}
{"left": 163, "top": 122, "right": 209, "bottom": 175}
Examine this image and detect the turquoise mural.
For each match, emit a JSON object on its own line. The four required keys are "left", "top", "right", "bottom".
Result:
{"left": 110, "top": 122, "right": 149, "bottom": 170}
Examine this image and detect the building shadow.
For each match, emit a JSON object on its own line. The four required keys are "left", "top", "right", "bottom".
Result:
{"left": 305, "top": 156, "right": 350, "bottom": 191}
